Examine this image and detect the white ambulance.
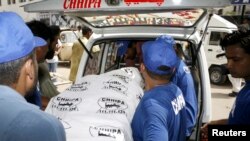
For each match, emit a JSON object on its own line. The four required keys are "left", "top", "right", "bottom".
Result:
{"left": 24, "top": 0, "right": 232, "bottom": 140}
{"left": 205, "top": 14, "right": 238, "bottom": 84}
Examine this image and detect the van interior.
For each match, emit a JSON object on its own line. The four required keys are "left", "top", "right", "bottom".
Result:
{"left": 82, "top": 39, "right": 202, "bottom": 140}
{"left": 82, "top": 40, "right": 193, "bottom": 75}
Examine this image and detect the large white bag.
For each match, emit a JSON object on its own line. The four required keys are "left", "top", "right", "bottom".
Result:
{"left": 45, "top": 67, "right": 144, "bottom": 141}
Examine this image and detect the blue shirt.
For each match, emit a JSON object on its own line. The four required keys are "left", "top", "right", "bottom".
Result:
{"left": 0, "top": 85, "right": 66, "bottom": 141}
{"left": 228, "top": 80, "right": 250, "bottom": 124}
{"left": 131, "top": 83, "right": 186, "bottom": 141}
{"left": 171, "top": 60, "right": 198, "bottom": 136}
{"left": 116, "top": 41, "right": 130, "bottom": 57}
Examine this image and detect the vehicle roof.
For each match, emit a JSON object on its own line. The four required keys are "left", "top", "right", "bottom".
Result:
{"left": 23, "top": 0, "right": 231, "bottom": 15}
{"left": 23, "top": 0, "right": 231, "bottom": 43}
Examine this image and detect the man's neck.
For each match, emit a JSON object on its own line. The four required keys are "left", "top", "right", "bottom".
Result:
{"left": 10, "top": 83, "right": 25, "bottom": 97}
{"left": 147, "top": 78, "right": 170, "bottom": 90}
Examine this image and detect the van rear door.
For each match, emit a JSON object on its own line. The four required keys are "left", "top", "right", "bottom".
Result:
{"left": 24, "top": 0, "right": 231, "bottom": 13}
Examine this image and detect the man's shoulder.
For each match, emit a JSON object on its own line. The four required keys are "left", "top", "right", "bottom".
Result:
{"left": 11, "top": 102, "right": 59, "bottom": 125}
{"left": 177, "top": 61, "right": 191, "bottom": 74}
{"left": 22, "top": 107, "right": 61, "bottom": 126}
{"left": 0, "top": 102, "right": 65, "bottom": 141}
{"left": 239, "top": 85, "right": 250, "bottom": 100}
{"left": 73, "top": 38, "right": 88, "bottom": 45}
{"left": 73, "top": 40, "right": 81, "bottom": 46}
{"left": 2, "top": 97, "right": 60, "bottom": 127}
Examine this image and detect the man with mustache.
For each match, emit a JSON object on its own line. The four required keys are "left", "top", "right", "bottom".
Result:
{"left": 0, "top": 12, "right": 66, "bottom": 141}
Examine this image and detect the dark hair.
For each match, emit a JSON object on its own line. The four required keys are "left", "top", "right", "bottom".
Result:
{"left": 82, "top": 26, "right": 92, "bottom": 35}
{"left": 220, "top": 29, "right": 250, "bottom": 54}
{"left": 49, "top": 25, "right": 60, "bottom": 42}
{"left": 145, "top": 66, "right": 173, "bottom": 81}
{"left": 77, "top": 25, "right": 82, "bottom": 30}
{"left": 126, "top": 41, "right": 137, "bottom": 60}
{"left": 26, "top": 20, "right": 51, "bottom": 41}
{"left": 0, "top": 52, "right": 35, "bottom": 86}
{"left": 45, "top": 25, "right": 61, "bottom": 59}
{"left": 175, "top": 43, "right": 185, "bottom": 59}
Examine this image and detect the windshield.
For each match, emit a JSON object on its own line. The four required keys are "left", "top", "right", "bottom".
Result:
{"left": 84, "top": 9, "right": 204, "bottom": 27}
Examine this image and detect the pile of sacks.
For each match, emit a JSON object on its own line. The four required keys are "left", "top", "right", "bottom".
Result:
{"left": 45, "top": 67, "right": 144, "bottom": 141}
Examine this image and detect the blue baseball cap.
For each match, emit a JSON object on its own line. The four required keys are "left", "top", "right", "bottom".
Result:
{"left": 142, "top": 35, "right": 178, "bottom": 75}
{"left": 0, "top": 12, "right": 47, "bottom": 63}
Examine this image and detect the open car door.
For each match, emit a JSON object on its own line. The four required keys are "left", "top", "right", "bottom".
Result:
{"left": 24, "top": 1, "right": 232, "bottom": 141}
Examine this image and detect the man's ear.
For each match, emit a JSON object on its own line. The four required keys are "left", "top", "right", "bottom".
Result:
{"left": 140, "top": 63, "right": 145, "bottom": 73}
{"left": 24, "top": 59, "right": 34, "bottom": 80}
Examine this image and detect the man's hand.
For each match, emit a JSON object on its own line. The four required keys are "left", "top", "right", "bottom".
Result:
{"left": 200, "top": 119, "right": 228, "bottom": 141}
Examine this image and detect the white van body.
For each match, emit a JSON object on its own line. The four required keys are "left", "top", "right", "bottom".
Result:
{"left": 204, "top": 14, "right": 238, "bottom": 84}
{"left": 24, "top": 0, "right": 232, "bottom": 140}
{"left": 73, "top": 15, "right": 212, "bottom": 140}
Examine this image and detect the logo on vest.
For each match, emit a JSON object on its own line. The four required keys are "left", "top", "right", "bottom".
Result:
{"left": 103, "top": 79, "right": 128, "bottom": 95}
{"left": 66, "top": 81, "right": 90, "bottom": 91}
{"left": 97, "top": 97, "right": 128, "bottom": 115}
{"left": 183, "top": 66, "right": 191, "bottom": 73}
{"left": 89, "top": 125, "right": 124, "bottom": 139}
{"left": 171, "top": 94, "right": 185, "bottom": 115}
{"left": 52, "top": 97, "right": 82, "bottom": 111}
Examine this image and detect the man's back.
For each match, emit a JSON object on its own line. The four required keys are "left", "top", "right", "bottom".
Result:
{"left": 0, "top": 85, "right": 66, "bottom": 141}
{"left": 69, "top": 38, "right": 87, "bottom": 82}
{"left": 171, "top": 60, "right": 197, "bottom": 136}
{"left": 131, "top": 83, "right": 186, "bottom": 141}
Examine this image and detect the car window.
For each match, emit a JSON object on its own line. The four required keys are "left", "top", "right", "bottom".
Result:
{"left": 82, "top": 39, "right": 193, "bottom": 73}
{"left": 105, "top": 42, "right": 118, "bottom": 71}
{"left": 83, "top": 43, "right": 105, "bottom": 76}
{"left": 209, "top": 31, "right": 227, "bottom": 46}
{"left": 175, "top": 41, "right": 193, "bottom": 65}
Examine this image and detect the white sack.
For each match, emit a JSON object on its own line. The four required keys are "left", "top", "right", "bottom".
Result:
{"left": 45, "top": 67, "right": 144, "bottom": 141}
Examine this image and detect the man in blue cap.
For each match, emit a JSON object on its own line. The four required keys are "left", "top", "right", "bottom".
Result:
{"left": 0, "top": 12, "right": 66, "bottom": 141}
{"left": 131, "top": 35, "right": 187, "bottom": 141}
{"left": 157, "top": 35, "right": 198, "bottom": 138}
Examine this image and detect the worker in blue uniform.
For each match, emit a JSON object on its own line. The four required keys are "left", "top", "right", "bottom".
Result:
{"left": 132, "top": 35, "right": 187, "bottom": 141}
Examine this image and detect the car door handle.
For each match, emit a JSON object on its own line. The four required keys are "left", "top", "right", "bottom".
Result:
{"left": 208, "top": 49, "right": 213, "bottom": 51}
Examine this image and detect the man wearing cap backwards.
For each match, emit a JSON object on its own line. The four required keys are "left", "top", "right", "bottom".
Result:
{"left": 157, "top": 35, "right": 198, "bottom": 138}
{"left": 0, "top": 12, "right": 66, "bottom": 141}
{"left": 131, "top": 35, "right": 187, "bottom": 141}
